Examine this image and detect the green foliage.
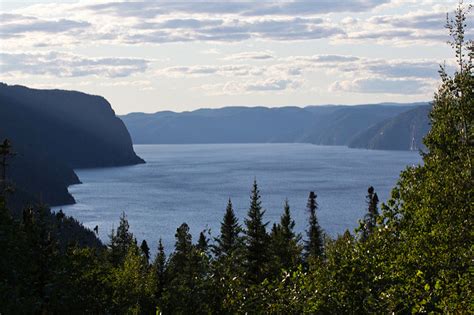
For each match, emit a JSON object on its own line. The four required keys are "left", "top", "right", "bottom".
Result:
{"left": 109, "top": 211, "right": 135, "bottom": 266}
{"left": 161, "top": 223, "right": 212, "bottom": 314}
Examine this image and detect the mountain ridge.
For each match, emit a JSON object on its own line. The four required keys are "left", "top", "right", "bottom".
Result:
{"left": 121, "top": 102, "right": 431, "bottom": 149}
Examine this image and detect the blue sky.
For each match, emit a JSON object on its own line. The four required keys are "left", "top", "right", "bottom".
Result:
{"left": 0, "top": 0, "right": 469, "bottom": 114}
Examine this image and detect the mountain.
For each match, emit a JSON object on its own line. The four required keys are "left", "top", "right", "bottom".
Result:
{"left": 122, "top": 106, "right": 315, "bottom": 144}
{"left": 348, "top": 105, "right": 431, "bottom": 151}
{"left": 0, "top": 83, "right": 144, "bottom": 208}
{"left": 121, "top": 102, "right": 430, "bottom": 148}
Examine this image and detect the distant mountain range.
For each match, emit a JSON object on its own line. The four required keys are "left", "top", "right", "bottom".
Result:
{"left": 121, "top": 102, "right": 431, "bottom": 150}
{"left": 0, "top": 83, "right": 144, "bottom": 209}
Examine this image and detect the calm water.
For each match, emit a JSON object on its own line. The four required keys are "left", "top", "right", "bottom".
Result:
{"left": 53, "top": 144, "right": 421, "bottom": 253}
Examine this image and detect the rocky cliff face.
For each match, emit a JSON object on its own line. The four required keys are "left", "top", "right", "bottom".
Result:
{"left": 0, "top": 83, "right": 144, "bottom": 207}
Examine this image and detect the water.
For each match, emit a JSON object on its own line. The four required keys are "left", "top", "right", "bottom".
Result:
{"left": 53, "top": 144, "right": 421, "bottom": 254}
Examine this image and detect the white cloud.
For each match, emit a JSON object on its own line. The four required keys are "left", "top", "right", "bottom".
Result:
{"left": 201, "top": 77, "right": 303, "bottom": 95}
{"left": 223, "top": 51, "right": 274, "bottom": 61}
{"left": 0, "top": 51, "right": 150, "bottom": 78}
{"left": 330, "top": 77, "right": 433, "bottom": 94}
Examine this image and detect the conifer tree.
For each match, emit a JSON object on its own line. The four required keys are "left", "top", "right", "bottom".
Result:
{"left": 163, "top": 223, "right": 212, "bottom": 313}
{"left": 269, "top": 199, "right": 302, "bottom": 273}
{"left": 359, "top": 186, "right": 379, "bottom": 241}
{"left": 140, "top": 240, "right": 150, "bottom": 263}
{"left": 109, "top": 212, "right": 134, "bottom": 266}
{"left": 197, "top": 231, "right": 209, "bottom": 253}
{"left": 153, "top": 238, "right": 167, "bottom": 301}
{"left": 0, "top": 139, "right": 15, "bottom": 197}
{"left": 213, "top": 198, "right": 242, "bottom": 258}
{"left": 304, "top": 191, "right": 324, "bottom": 261}
{"left": 244, "top": 179, "right": 269, "bottom": 283}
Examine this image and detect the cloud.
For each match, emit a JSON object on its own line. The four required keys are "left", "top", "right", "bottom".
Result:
{"left": 159, "top": 64, "right": 257, "bottom": 77}
{"left": 364, "top": 59, "right": 444, "bottom": 79}
{"left": 2, "top": 0, "right": 457, "bottom": 48}
{"left": 223, "top": 51, "right": 274, "bottom": 61}
{"left": 0, "top": 52, "right": 150, "bottom": 78}
{"left": 100, "top": 80, "right": 154, "bottom": 91}
{"left": 343, "top": 9, "right": 474, "bottom": 44}
{"left": 122, "top": 18, "right": 345, "bottom": 44}
{"left": 330, "top": 77, "right": 432, "bottom": 94}
{"left": 246, "top": 78, "right": 301, "bottom": 91}
{"left": 87, "top": 1, "right": 390, "bottom": 18}
{"left": 0, "top": 14, "right": 90, "bottom": 38}
{"left": 201, "top": 77, "right": 302, "bottom": 95}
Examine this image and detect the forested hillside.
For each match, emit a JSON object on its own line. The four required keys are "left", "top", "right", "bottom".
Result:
{"left": 349, "top": 105, "right": 431, "bottom": 151}
{"left": 121, "top": 102, "right": 429, "bottom": 149}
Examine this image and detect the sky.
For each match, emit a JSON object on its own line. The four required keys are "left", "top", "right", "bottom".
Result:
{"left": 0, "top": 0, "right": 470, "bottom": 114}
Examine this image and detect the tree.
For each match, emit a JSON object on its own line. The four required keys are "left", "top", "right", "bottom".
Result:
{"left": 0, "top": 139, "right": 15, "bottom": 197}
{"left": 197, "top": 230, "right": 209, "bottom": 253}
{"left": 269, "top": 199, "right": 302, "bottom": 274}
{"left": 243, "top": 180, "right": 269, "bottom": 283}
{"left": 358, "top": 186, "right": 379, "bottom": 241}
{"left": 109, "top": 242, "right": 154, "bottom": 314}
{"left": 162, "top": 223, "right": 212, "bottom": 314}
{"left": 372, "top": 3, "right": 473, "bottom": 312}
{"left": 152, "top": 238, "right": 167, "bottom": 303}
{"left": 109, "top": 212, "right": 134, "bottom": 266}
{"left": 140, "top": 240, "right": 150, "bottom": 263}
{"left": 213, "top": 198, "right": 242, "bottom": 258}
{"left": 304, "top": 191, "right": 324, "bottom": 262}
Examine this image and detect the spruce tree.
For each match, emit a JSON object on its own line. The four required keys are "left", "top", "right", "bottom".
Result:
{"left": 0, "top": 139, "right": 15, "bottom": 197}
{"left": 109, "top": 212, "right": 134, "bottom": 266}
{"left": 163, "top": 223, "right": 211, "bottom": 313}
{"left": 213, "top": 198, "right": 242, "bottom": 258}
{"left": 244, "top": 179, "right": 269, "bottom": 283}
{"left": 359, "top": 186, "right": 379, "bottom": 241}
{"left": 140, "top": 240, "right": 150, "bottom": 263}
{"left": 269, "top": 199, "right": 302, "bottom": 273}
{"left": 197, "top": 231, "right": 209, "bottom": 253}
{"left": 153, "top": 238, "right": 166, "bottom": 302}
{"left": 304, "top": 191, "right": 324, "bottom": 261}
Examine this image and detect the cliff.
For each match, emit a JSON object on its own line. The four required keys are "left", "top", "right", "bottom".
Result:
{"left": 0, "top": 83, "right": 144, "bottom": 207}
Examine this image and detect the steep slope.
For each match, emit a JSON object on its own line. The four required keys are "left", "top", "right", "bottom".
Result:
{"left": 0, "top": 83, "right": 144, "bottom": 207}
{"left": 348, "top": 105, "right": 431, "bottom": 151}
{"left": 301, "top": 104, "right": 424, "bottom": 145}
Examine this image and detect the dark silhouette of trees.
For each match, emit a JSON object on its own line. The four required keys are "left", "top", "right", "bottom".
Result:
{"left": 359, "top": 186, "right": 379, "bottom": 241}
{"left": 140, "top": 239, "right": 150, "bottom": 263}
{"left": 0, "top": 139, "right": 15, "bottom": 198}
{"left": 304, "top": 191, "right": 324, "bottom": 261}
{"left": 269, "top": 199, "right": 302, "bottom": 274}
{"left": 213, "top": 198, "right": 242, "bottom": 258}
{"left": 244, "top": 179, "right": 270, "bottom": 283}
{"left": 152, "top": 238, "right": 167, "bottom": 303}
